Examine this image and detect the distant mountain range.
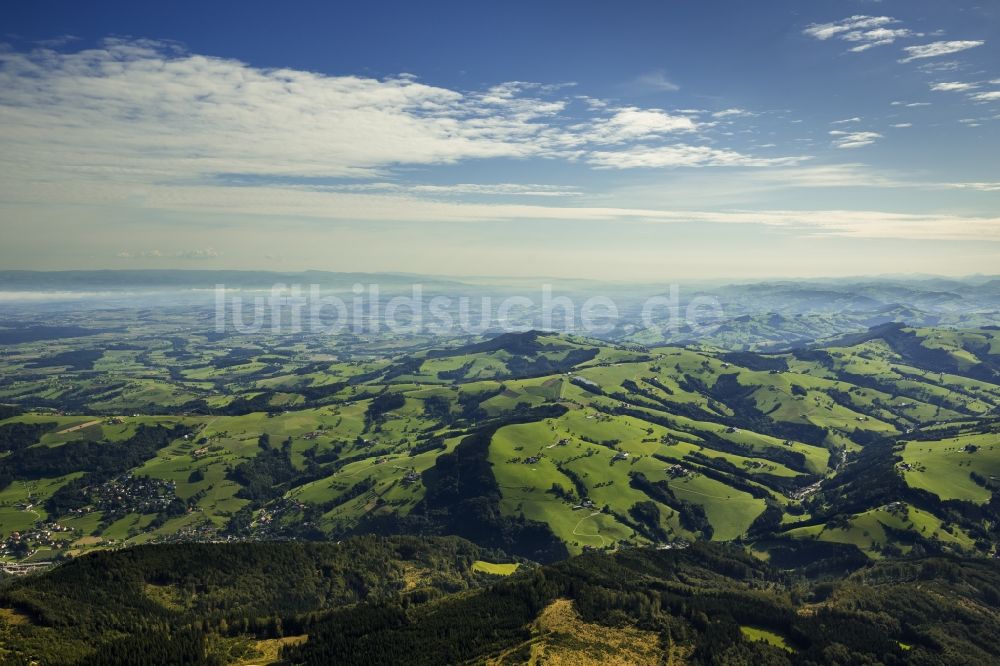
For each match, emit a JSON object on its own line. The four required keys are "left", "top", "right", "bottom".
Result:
{"left": 2, "top": 271, "right": 999, "bottom": 351}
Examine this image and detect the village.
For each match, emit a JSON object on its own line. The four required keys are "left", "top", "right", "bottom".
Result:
{"left": 90, "top": 473, "right": 179, "bottom": 518}
{"left": 0, "top": 520, "right": 74, "bottom": 564}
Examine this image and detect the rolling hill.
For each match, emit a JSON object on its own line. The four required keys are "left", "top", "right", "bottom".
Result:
{"left": 2, "top": 324, "right": 999, "bottom": 568}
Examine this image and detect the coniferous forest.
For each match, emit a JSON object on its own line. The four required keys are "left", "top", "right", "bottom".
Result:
{"left": 3, "top": 536, "right": 1000, "bottom": 664}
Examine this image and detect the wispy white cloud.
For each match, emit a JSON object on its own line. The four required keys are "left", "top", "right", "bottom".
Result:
{"left": 917, "top": 60, "right": 962, "bottom": 73}
{"left": 87, "top": 185, "right": 1000, "bottom": 242}
{"left": 7, "top": 144, "right": 996, "bottom": 243}
{"left": 891, "top": 123, "right": 912, "bottom": 128}
{"left": 578, "top": 107, "right": 697, "bottom": 143}
{"left": 831, "top": 117, "right": 862, "bottom": 124}
{"left": 900, "top": 40, "right": 984, "bottom": 63}
{"left": 803, "top": 15, "right": 916, "bottom": 52}
{"left": 808, "top": 20, "right": 986, "bottom": 66}
{"left": 2, "top": 36, "right": 993, "bottom": 253}
{"left": 320, "top": 182, "right": 582, "bottom": 197}
{"left": 623, "top": 70, "right": 680, "bottom": 94}
{"left": 585, "top": 145, "right": 805, "bottom": 169}
{"left": 712, "top": 108, "right": 752, "bottom": 119}
{"left": 0, "top": 37, "right": 802, "bottom": 218}
{"left": 845, "top": 28, "right": 916, "bottom": 52}
{"left": 941, "top": 182, "right": 1000, "bottom": 192}
{"left": 930, "top": 81, "right": 978, "bottom": 92}
{"left": 804, "top": 15, "right": 895, "bottom": 41}
{"left": 969, "top": 91, "right": 1000, "bottom": 102}
{"left": 0, "top": 40, "right": 567, "bottom": 181}
{"left": 829, "top": 130, "right": 882, "bottom": 149}
{"left": 725, "top": 164, "right": 1000, "bottom": 194}
{"left": 731, "top": 164, "right": 903, "bottom": 189}
{"left": 577, "top": 95, "right": 609, "bottom": 110}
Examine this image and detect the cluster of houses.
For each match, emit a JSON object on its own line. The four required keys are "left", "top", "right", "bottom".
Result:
{"left": 4, "top": 475, "right": 183, "bottom": 562}
{"left": 152, "top": 521, "right": 231, "bottom": 545}
{"left": 881, "top": 501, "right": 908, "bottom": 515}
{"left": 666, "top": 464, "right": 691, "bottom": 478}
{"left": 1, "top": 522, "right": 73, "bottom": 560}
{"left": 92, "top": 474, "right": 178, "bottom": 517}
{"left": 581, "top": 538, "right": 690, "bottom": 553}
{"left": 252, "top": 498, "right": 309, "bottom": 535}
{"left": 789, "top": 478, "right": 824, "bottom": 501}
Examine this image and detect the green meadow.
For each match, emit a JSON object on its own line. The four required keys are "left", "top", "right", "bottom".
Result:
{"left": 2, "top": 324, "right": 1000, "bottom": 562}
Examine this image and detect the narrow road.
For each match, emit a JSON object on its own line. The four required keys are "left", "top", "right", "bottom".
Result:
{"left": 572, "top": 511, "right": 607, "bottom": 546}
{"left": 57, "top": 419, "right": 101, "bottom": 434}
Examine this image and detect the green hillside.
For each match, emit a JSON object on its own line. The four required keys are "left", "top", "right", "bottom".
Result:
{"left": 3, "top": 325, "right": 1000, "bottom": 567}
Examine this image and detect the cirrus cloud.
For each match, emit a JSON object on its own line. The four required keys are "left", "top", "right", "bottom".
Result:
{"left": 585, "top": 145, "right": 805, "bottom": 169}
{"left": 829, "top": 130, "right": 882, "bottom": 149}
{"left": 930, "top": 81, "right": 979, "bottom": 92}
{"left": 803, "top": 15, "right": 916, "bottom": 52}
{"left": 900, "top": 40, "right": 984, "bottom": 63}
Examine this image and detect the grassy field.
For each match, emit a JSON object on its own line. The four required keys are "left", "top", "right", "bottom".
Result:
{"left": 900, "top": 432, "right": 1000, "bottom": 504}
{"left": 740, "top": 626, "right": 792, "bottom": 651}
{"left": 471, "top": 560, "right": 520, "bottom": 575}
{"left": 489, "top": 411, "right": 768, "bottom": 550}
{"left": 784, "top": 503, "right": 975, "bottom": 557}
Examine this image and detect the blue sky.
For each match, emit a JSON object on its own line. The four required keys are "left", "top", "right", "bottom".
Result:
{"left": 1, "top": 0, "right": 998, "bottom": 279}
